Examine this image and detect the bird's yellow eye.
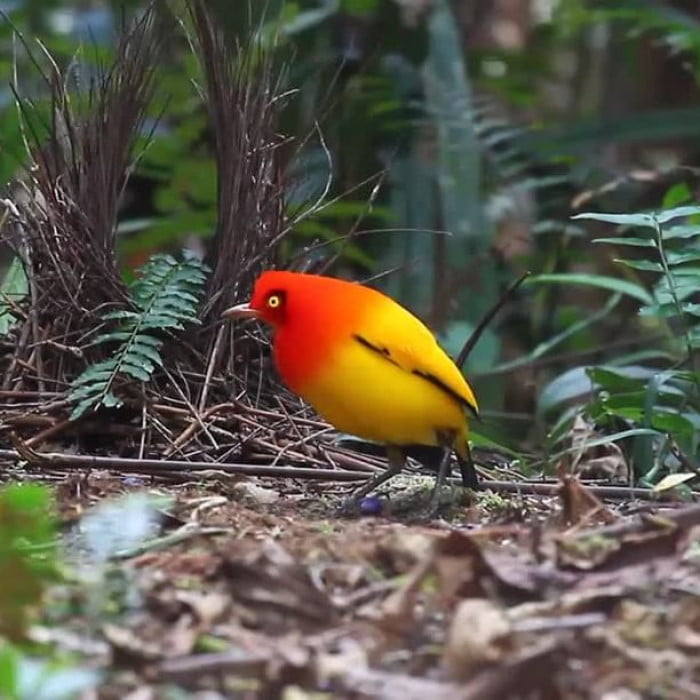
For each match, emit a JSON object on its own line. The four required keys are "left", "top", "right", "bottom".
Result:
{"left": 267, "top": 294, "right": 281, "bottom": 308}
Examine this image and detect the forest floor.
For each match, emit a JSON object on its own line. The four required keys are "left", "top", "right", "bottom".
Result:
{"left": 13, "top": 460, "right": 700, "bottom": 699}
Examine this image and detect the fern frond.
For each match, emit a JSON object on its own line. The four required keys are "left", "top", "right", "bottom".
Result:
{"left": 69, "top": 253, "right": 209, "bottom": 419}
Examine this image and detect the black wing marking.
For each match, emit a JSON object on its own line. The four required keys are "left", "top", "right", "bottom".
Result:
{"left": 353, "top": 333, "right": 400, "bottom": 367}
{"left": 412, "top": 369, "right": 480, "bottom": 420}
{"left": 353, "top": 333, "right": 479, "bottom": 420}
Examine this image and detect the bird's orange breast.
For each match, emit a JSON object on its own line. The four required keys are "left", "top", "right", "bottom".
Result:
{"left": 271, "top": 281, "right": 369, "bottom": 394}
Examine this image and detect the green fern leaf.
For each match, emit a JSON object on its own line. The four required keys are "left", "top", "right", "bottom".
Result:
{"left": 141, "top": 315, "right": 185, "bottom": 330}
{"left": 120, "top": 363, "right": 152, "bottom": 382}
{"left": 128, "top": 334, "right": 162, "bottom": 347}
{"left": 69, "top": 252, "right": 209, "bottom": 418}
{"left": 71, "top": 364, "right": 116, "bottom": 386}
{"left": 92, "top": 332, "right": 135, "bottom": 345}
{"left": 101, "top": 392, "right": 123, "bottom": 408}
{"left": 71, "top": 398, "right": 100, "bottom": 420}
{"left": 129, "top": 340, "right": 164, "bottom": 365}
{"left": 70, "top": 383, "right": 107, "bottom": 401}
{"left": 102, "top": 310, "right": 140, "bottom": 321}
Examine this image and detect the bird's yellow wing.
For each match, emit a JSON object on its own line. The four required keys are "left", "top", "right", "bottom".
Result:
{"left": 352, "top": 300, "right": 479, "bottom": 418}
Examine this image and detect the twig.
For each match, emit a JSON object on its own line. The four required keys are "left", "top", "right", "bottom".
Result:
{"left": 0, "top": 439, "right": 695, "bottom": 501}
{"left": 198, "top": 324, "right": 224, "bottom": 412}
{"left": 115, "top": 524, "right": 231, "bottom": 559}
{"left": 164, "top": 401, "right": 237, "bottom": 457}
{"left": 479, "top": 479, "right": 695, "bottom": 502}
{"left": 456, "top": 271, "right": 530, "bottom": 369}
{"left": 158, "top": 649, "right": 268, "bottom": 683}
{"left": 511, "top": 612, "right": 607, "bottom": 633}
{"left": 0, "top": 447, "right": 371, "bottom": 481}
{"left": 138, "top": 398, "right": 147, "bottom": 460}
{"left": 24, "top": 418, "right": 74, "bottom": 448}
{"left": 564, "top": 500, "right": 700, "bottom": 541}
{"left": 163, "top": 367, "right": 218, "bottom": 453}
{"left": 0, "top": 390, "right": 62, "bottom": 398}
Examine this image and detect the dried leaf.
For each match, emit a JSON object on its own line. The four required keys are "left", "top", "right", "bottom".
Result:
{"left": 380, "top": 548, "right": 434, "bottom": 635}
{"left": 653, "top": 473, "right": 696, "bottom": 492}
{"left": 563, "top": 414, "right": 629, "bottom": 481}
{"left": 558, "top": 474, "right": 618, "bottom": 528}
{"left": 216, "top": 540, "right": 337, "bottom": 633}
{"left": 232, "top": 481, "right": 281, "bottom": 505}
{"left": 442, "top": 598, "right": 512, "bottom": 679}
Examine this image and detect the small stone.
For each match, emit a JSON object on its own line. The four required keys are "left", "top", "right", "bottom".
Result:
{"left": 359, "top": 495, "right": 384, "bottom": 516}
{"left": 232, "top": 482, "right": 280, "bottom": 505}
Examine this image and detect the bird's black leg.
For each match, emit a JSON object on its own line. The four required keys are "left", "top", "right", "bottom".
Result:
{"left": 337, "top": 446, "right": 405, "bottom": 515}
{"left": 428, "top": 445, "right": 453, "bottom": 515}
{"left": 423, "top": 429, "right": 476, "bottom": 519}
{"left": 458, "top": 441, "right": 480, "bottom": 490}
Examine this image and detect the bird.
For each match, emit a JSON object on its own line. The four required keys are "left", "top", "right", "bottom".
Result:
{"left": 222, "top": 270, "right": 480, "bottom": 514}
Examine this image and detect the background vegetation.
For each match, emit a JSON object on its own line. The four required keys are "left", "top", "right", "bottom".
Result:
{"left": 4, "top": 2, "right": 700, "bottom": 695}
{"left": 4, "top": 0, "right": 700, "bottom": 485}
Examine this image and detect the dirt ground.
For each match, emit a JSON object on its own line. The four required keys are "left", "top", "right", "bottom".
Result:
{"left": 17, "top": 466, "right": 700, "bottom": 700}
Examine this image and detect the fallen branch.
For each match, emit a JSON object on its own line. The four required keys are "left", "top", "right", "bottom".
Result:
{"left": 0, "top": 442, "right": 697, "bottom": 502}
{"left": 565, "top": 500, "right": 700, "bottom": 541}
{"left": 0, "top": 447, "right": 370, "bottom": 482}
{"left": 479, "top": 479, "right": 698, "bottom": 501}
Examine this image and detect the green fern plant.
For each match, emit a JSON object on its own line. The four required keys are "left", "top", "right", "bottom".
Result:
{"left": 70, "top": 252, "right": 208, "bottom": 419}
{"left": 531, "top": 193, "right": 700, "bottom": 485}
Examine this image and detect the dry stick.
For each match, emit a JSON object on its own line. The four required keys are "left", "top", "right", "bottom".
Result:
{"left": 158, "top": 649, "right": 268, "bottom": 684}
{"left": 26, "top": 248, "right": 45, "bottom": 395}
{"left": 163, "top": 367, "right": 218, "bottom": 452}
{"left": 164, "top": 401, "right": 236, "bottom": 457}
{"left": 198, "top": 325, "right": 224, "bottom": 412}
{"left": 138, "top": 399, "right": 147, "bottom": 460}
{"left": 0, "top": 390, "right": 62, "bottom": 398}
{"left": 476, "top": 479, "right": 691, "bottom": 502}
{"left": 0, "top": 442, "right": 693, "bottom": 500}
{"left": 24, "top": 418, "right": 74, "bottom": 448}
{"left": 564, "top": 500, "right": 700, "bottom": 540}
{"left": 2, "top": 321, "right": 31, "bottom": 391}
{"left": 3, "top": 415, "right": 55, "bottom": 427}
{"left": 0, "top": 448, "right": 369, "bottom": 482}
{"left": 456, "top": 271, "right": 531, "bottom": 370}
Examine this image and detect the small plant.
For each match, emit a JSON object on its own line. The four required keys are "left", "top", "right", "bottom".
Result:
{"left": 0, "top": 484, "right": 57, "bottom": 641}
{"left": 0, "top": 255, "right": 28, "bottom": 337}
{"left": 0, "top": 644, "right": 100, "bottom": 700}
{"left": 70, "top": 252, "right": 208, "bottom": 419}
{"left": 533, "top": 191, "right": 700, "bottom": 485}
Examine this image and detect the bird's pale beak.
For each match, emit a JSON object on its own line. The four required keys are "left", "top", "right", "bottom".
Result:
{"left": 222, "top": 302, "right": 259, "bottom": 320}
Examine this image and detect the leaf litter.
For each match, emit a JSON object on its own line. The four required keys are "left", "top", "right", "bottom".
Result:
{"left": 6, "top": 468, "right": 696, "bottom": 699}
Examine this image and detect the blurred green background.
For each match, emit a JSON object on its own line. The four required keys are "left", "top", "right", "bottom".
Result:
{"left": 5, "top": 0, "right": 700, "bottom": 479}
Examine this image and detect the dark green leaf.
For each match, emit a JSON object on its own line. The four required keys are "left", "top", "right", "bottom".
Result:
{"left": 526, "top": 273, "right": 653, "bottom": 305}
{"left": 593, "top": 236, "right": 656, "bottom": 247}
{"left": 614, "top": 258, "right": 663, "bottom": 272}
{"left": 572, "top": 211, "right": 656, "bottom": 227}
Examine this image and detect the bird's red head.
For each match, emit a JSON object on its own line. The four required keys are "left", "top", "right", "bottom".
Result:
{"left": 222, "top": 270, "right": 369, "bottom": 332}
{"left": 222, "top": 271, "right": 306, "bottom": 329}
{"left": 222, "top": 270, "right": 373, "bottom": 389}
{"left": 246, "top": 271, "right": 292, "bottom": 326}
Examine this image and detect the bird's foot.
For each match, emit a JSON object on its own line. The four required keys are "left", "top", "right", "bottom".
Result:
{"left": 334, "top": 496, "right": 361, "bottom": 518}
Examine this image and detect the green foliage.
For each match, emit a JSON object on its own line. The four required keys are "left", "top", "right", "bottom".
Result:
{"left": 0, "top": 490, "right": 167, "bottom": 699}
{"left": 0, "top": 645, "right": 100, "bottom": 700}
{"left": 537, "top": 200, "right": 700, "bottom": 484}
{"left": 0, "top": 257, "right": 29, "bottom": 336}
{"left": 70, "top": 252, "right": 208, "bottom": 419}
{"left": 0, "top": 484, "right": 57, "bottom": 641}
